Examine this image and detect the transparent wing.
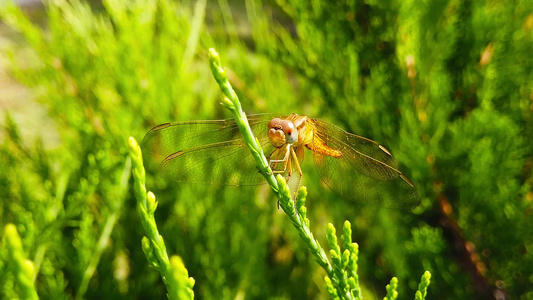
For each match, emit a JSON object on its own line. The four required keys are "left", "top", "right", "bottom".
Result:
{"left": 159, "top": 138, "right": 276, "bottom": 186}
{"left": 141, "top": 114, "right": 276, "bottom": 185}
{"left": 309, "top": 119, "right": 418, "bottom": 209}
{"left": 142, "top": 114, "right": 274, "bottom": 162}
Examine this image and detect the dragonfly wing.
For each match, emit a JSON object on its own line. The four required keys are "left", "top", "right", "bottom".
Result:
{"left": 309, "top": 119, "right": 418, "bottom": 209}
{"left": 142, "top": 114, "right": 274, "bottom": 165}
{"left": 159, "top": 137, "right": 275, "bottom": 186}
{"left": 142, "top": 114, "right": 276, "bottom": 185}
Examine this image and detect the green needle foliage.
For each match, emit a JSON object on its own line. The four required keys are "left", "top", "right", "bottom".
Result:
{"left": 384, "top": 277, "right": 398, "bottom": 300}
{"left": 209, "top": 48, "right": 431, "bottom": 299}
{"left": 0, "top": 0, "right": 531, "bottom": 298}
{"left": 3, "top": 224, "right": 39, "bottom": 300}
{"left": 414, "top": 271, "right": 431, "bottom": 300}
{"left": 208, "top": 48, "right": 279, "bottom": 192}
{"left": 128, "top": 137, "right": 194, "bottom": 300}
{"left": 210, "top": 47, "right": 342, "bottom": 295}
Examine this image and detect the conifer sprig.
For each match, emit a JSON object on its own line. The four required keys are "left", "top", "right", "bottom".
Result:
{"left": 384, "top": 277, "right": 399, "bottom": 300}
{"left": 208, "top": 48, "right": 432, "bottom": 300}
{"left": 208, "top": 48, "right": 279, "bottom": 193}
{"left": 326, "top": 222, "right": 363, "bottom": 299}
{"left": 128, "top": 137, "right": 195, "bottom": 300}
{"left": 414, "top": 271, "right": 431, "bottom": 300}
{"left": 209, "top": 48, "right": 356, "bottom": 299}
{"left": 3, "top": 224, "right": 39, "bottom": 300}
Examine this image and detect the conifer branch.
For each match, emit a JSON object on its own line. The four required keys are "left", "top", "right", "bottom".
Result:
{"left": 414, "top": 271, "right": 431, "bottom": 300}
{"left": 3, "top": 224, "right": 39, "bottom": 300}
{"left": 209, "top": 48, "right": 360, "bottom": 299}
{"left": 128, "top": 137, "right": 195, "bottom": 300}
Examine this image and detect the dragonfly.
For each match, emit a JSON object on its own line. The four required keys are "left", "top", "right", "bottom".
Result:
{"left": 142, "top": 113, "right": 418, "bottom": 209}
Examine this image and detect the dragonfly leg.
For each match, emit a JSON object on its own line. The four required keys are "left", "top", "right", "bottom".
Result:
{"left": 278, "top": 146, "right": 292, "bottom": 174}
{"left": 267, "top": 148, "right": 284, "bottom": 175}
{"left": 285, "top": 155, "right": 293, "bottom": 184}
{"left": 287, "top": 153, "right": 293, "bottom": 177}
{"left": 269, "top": 145, "right": 291, "bottom": 175}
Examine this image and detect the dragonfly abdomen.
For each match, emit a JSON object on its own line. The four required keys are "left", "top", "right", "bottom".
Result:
{"left": 305, "top": 137, "right": 342, "bottom": 158}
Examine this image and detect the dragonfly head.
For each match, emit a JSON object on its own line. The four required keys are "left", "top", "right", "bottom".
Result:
{"left": 268, "top": 118, "right": 298, "bottom": 147}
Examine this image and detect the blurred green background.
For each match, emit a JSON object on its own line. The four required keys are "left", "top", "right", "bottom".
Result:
{"left": 1, "top": 0, "right": 532, "bottom": 299}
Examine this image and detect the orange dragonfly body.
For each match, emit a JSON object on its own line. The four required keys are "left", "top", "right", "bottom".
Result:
{"left": 142, "top": 113, "right": 418, "bottom": 208}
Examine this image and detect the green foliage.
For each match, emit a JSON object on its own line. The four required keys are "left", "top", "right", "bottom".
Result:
{"left": 208, "top": 48, "right": 280, "bottom": 191}
{"left": 0, "top": 0, "right": 531, "bottom": 298}
{"left": 3, "top": 224, "right": 39, "bottom": 300}
{"left": 248, "top": 0, "right": 532, "bottom": 298}
{"left": 210, "top": 48, "right": 412, "bottom": 299}
{"left": 129, "top": 137, "right": 194, "bottom": 300}
{"left": 384, "top": 277, "right": 398, "bottom": 300}
{"left": 414, "top": 271, "right": 431, "bottom": 300}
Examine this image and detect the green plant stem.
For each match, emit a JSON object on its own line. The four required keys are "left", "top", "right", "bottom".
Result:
{"left": 128, "top": 137, "right": 194, "bottom": 300}
{"left": 4, "top": 224, "right": 39, "bottom": 300}
{"left": 414, "top": 271, "right": 431, "bottom": 300}
{"left": 385, "top": 277, "right": 399, "bottom": 300}
{"left": 208, "top": 48, "right": 352, "bottom": 300}
{"left": 278, "top": 184, "right": 333, "bottom": 275}
{"left": 208, "top": 48, "right": 279, "bottom": 193}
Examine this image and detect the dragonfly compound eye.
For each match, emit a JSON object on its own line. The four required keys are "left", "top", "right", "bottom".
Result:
{"left": 268, "top": 118, "right": 286, "bottom": 147}
{"left": 280, "top": 120, "right": 298, "bottom": 144}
